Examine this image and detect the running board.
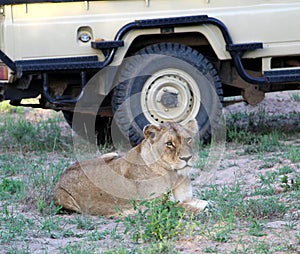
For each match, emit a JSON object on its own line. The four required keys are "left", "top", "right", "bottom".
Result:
{"left": 226, "top": 42, "right": 263, "bottom": 52}
{"left": 264, "top": 69, "right": 300, "bottom": 83}
{"left": 15, "top": 56, "right": 104, "bottom": 77}
{"left": 91, "top": 40, "right": 124, "bottom": 49}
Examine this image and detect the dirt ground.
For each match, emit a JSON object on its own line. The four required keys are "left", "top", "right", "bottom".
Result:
{"left": 0, "top": 91, "right": 299, "bottom": 253}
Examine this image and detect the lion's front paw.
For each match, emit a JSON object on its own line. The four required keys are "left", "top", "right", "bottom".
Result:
{"left": 100, "top": 152, "right": 120, "bottom": 162}
{"left": 179, "top": 198, "right": 208, "bottom": 213}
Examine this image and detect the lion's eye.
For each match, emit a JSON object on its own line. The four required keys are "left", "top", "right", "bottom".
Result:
{"left": 186, "top": 137, "right": 192, "bottom": 144}
{"left": 166, "top": 141, "right": 174, "bottom": 148}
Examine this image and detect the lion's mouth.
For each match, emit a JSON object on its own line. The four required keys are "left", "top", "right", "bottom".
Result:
{"left": 175, "top": 164, "right": 192, "bottom": 171}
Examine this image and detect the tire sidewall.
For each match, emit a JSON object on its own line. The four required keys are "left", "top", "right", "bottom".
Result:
{"left": 113, "top": 45, "right": 222, "bottom": 145}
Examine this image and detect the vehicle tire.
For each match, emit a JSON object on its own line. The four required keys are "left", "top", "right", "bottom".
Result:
{"left": 62, "top": 110, "right": 111, "bottom": 145}
{"left": 112, "top": 43, "right": 223, "bottom": 146}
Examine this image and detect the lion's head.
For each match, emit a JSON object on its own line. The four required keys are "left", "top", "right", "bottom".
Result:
{"left": 140, "top": 119, "right": 198, "bottom": 174}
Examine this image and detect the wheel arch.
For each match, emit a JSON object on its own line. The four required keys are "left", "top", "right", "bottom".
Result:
{"left": 112, "top": 24, "right": 230, "bottom": 66}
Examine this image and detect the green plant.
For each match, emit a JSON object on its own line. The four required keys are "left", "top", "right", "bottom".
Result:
{"left": 124, "top": 192, "right": 193, "bottom": 242}
{"left": 286, "top": 145, "right": 300, "bottom": 163}
{"left": 226, "top": 117, "right": 282, "bottom": 154}
{"left": 5, "top": 246, "right": 30, "bottom": 254}
{"left": 0, "top": 101, "right": 24, "bottom": 114}
{"left": 0, "top": 206, "right": 35, "bottom": 244}
{"left": 138, "top": 241, "right": 179, "bottom": 254}
{"left": 195, "top": 144, "right": 209, "bottom": 169}
{"left": 213, "top": 228, "right": 231, "bottom": 243}
{"left": 104, "top": 241, "right": 178, "bottom": 254}
{"left": 280, "top": 175, "right": 300, "bottom": 191}
{"left": 0, "top": 178, "right": 24, "bottom": 194}
{"left": 75, "top": 215, "right": 96, "bottom": 230}
{"left": 59, "top": 242, "right": 97, "bottom": 254}
{"left": 278, "top": 166, "right": 294, "bottom": 175}
{"left": 293, "top": 176, "right": 300, "bottom": 190}
{"left": 0, "top": 178, "right": 25, "bottom": 200}
{"left": 252, "top": 173, "right": 276, "bottom": 196}
{"left": 0, "top": 154, "right": 26, "bottom": 177}
{"left": 198, "top": 183, "right": 245, "bottom": 221}
{"left": 204, "top": 247, "right": 219, "bottom": 253}
{"left": 289, "top": 92, "right": 300, "bottom": 102}
{"left": 36, "top": 198, "right": 48, "bottom": 213}
{"left": 103, "top": 248, "right": 130, "bottom": 254}
{"left": 296, "top": 234, "right": 300, "bottom": 244}
{"left": 243, "top": 197, "right": 287, "bottom": 219}
{"left": 87, "top": 230, "right": 109, "bottom": 241}
{"left": 252, "top": 241, "right": 271, "bottom": 254}
{"left": 249, "top": 220, "right": 267, "bottom": 237}
{"left": 17, "top": 155, "right": 71, "bottom": 215}
{"left": 257, "top": 131, "right": 281, "bottom": 153}
{"left": 0, "top": 115, "right": 71, "bottom": 152}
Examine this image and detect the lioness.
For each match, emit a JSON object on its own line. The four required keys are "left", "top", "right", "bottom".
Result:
{"left": 54, "top": 119, "right": 207, "bottom": 216}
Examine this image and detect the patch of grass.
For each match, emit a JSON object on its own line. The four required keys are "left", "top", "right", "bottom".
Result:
{"left": 280, "top": 175, "right": 300, "bottom": 192}
{"left": 0, "top": 152, "right": 71, "bottom": 214}
{"left": 289, "top": 91, "right": 300, "bottom": 102}
{"left": 0, "top": 205, "right": 35, "bottom": 244}
{"left": 213, "top": 227, "right": 231, "bottom": 243}
{"left": 242, "top": 197, "right": 287, "bottom": 219}
{"left": 124, "top": 192, "right": 194, "bottom": 242}
{"left": 198, "top": 183, "right": 287, "bottom": 222}
{"left": 58, "top": 242, "right": 98, "bottom": 254}
{"left": 259, "top": 156, "right": 278, "bottom": 169}
{"left": 226, "top": 124, "right": 257, "bottom": 145}
{"left": 87, "top": 230, "right": 109, "bottom": 241}
{"left": 38, "top": 216, "right": 81, "bottom": 239}
{"left": 104, "top": 241, "right": 178, "bottom": 254}
{"left": 244, "top": 131, "right": 282, "bottom": 154}
{"left": 252, "top": 173, "right": 277, "bottom": 196}
{"left": 0, "top": 178, "right": 24, "bottom": 194}
{"left": 198, "top": 183, "right": 245, "bottom": 221}
{"left": 226, "top": 118, "right": 283, "bottom": 154}
{"left": 195, "top": 144, "right": 210, "bottom": 169}
{"left": 226, "top": 109, "right": 270, "bottom": 137}
{"left": 0, "top": 115, "right": 71, "bottom": 152}
{"left": 0, "top": 154, "right": 26, "bottom": 177}
{"left": 278, "top": 166, "right": 294, "bottom": 175}
{"left": 23, "top": 157, "right": 71, "bottom": 215}
{"left": 252, "top": 240, "right": 271, "bottom": 254}
{"left": 103, "top": 248, "right": 130, "bottom": 254}
{"left": 226, "top": 109, "right": 299, "bottom": 147}
{"left": 75, "top": 215, "right": 96, "bottom": 230}
{"left": 4, "top": 246, "right": 30, "bottom": 254}
{"left": 253, "top": 166, "right": 298, "bottom": 195}
{"left": 285, "top": 145, "right": 300, "bottom": 163}
{"left": 0, "top": 101, "right": 25, "bottom": 114}
{"left": 204, "top": 247, "right": 219, "bottom": 253}
{"left": 257, "top": 131, "right": 281, "bottom": 153}
{"left": 249, "top": 220, "right": 267, "bottom": 237}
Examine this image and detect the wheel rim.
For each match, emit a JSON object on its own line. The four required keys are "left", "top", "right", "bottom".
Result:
{"left": 141, "top": 68, "right": 201, "bottom": 124}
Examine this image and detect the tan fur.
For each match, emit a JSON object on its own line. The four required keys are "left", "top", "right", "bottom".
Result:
{"left": 54, "top": 119, "right": 207, "bottom": 216}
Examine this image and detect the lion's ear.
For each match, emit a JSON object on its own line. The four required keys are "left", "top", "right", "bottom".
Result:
{"left": 143, "top": 124, "right": 161, "bottom": 141}
{"left": 185, "top": 119, "right": 198, "bottom": 134}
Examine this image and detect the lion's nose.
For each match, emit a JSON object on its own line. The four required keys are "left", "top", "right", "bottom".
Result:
{"left": 179, "top": 155, "right": 192, "bottom": 162}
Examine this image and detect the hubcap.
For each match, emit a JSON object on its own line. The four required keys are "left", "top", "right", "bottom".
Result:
{"left": 141, "top": 69, "right": 201, "bottom": 124}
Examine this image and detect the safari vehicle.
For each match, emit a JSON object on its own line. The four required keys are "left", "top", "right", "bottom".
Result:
{"left": 0, "top": 0, "right": 300, "bottom": 145}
